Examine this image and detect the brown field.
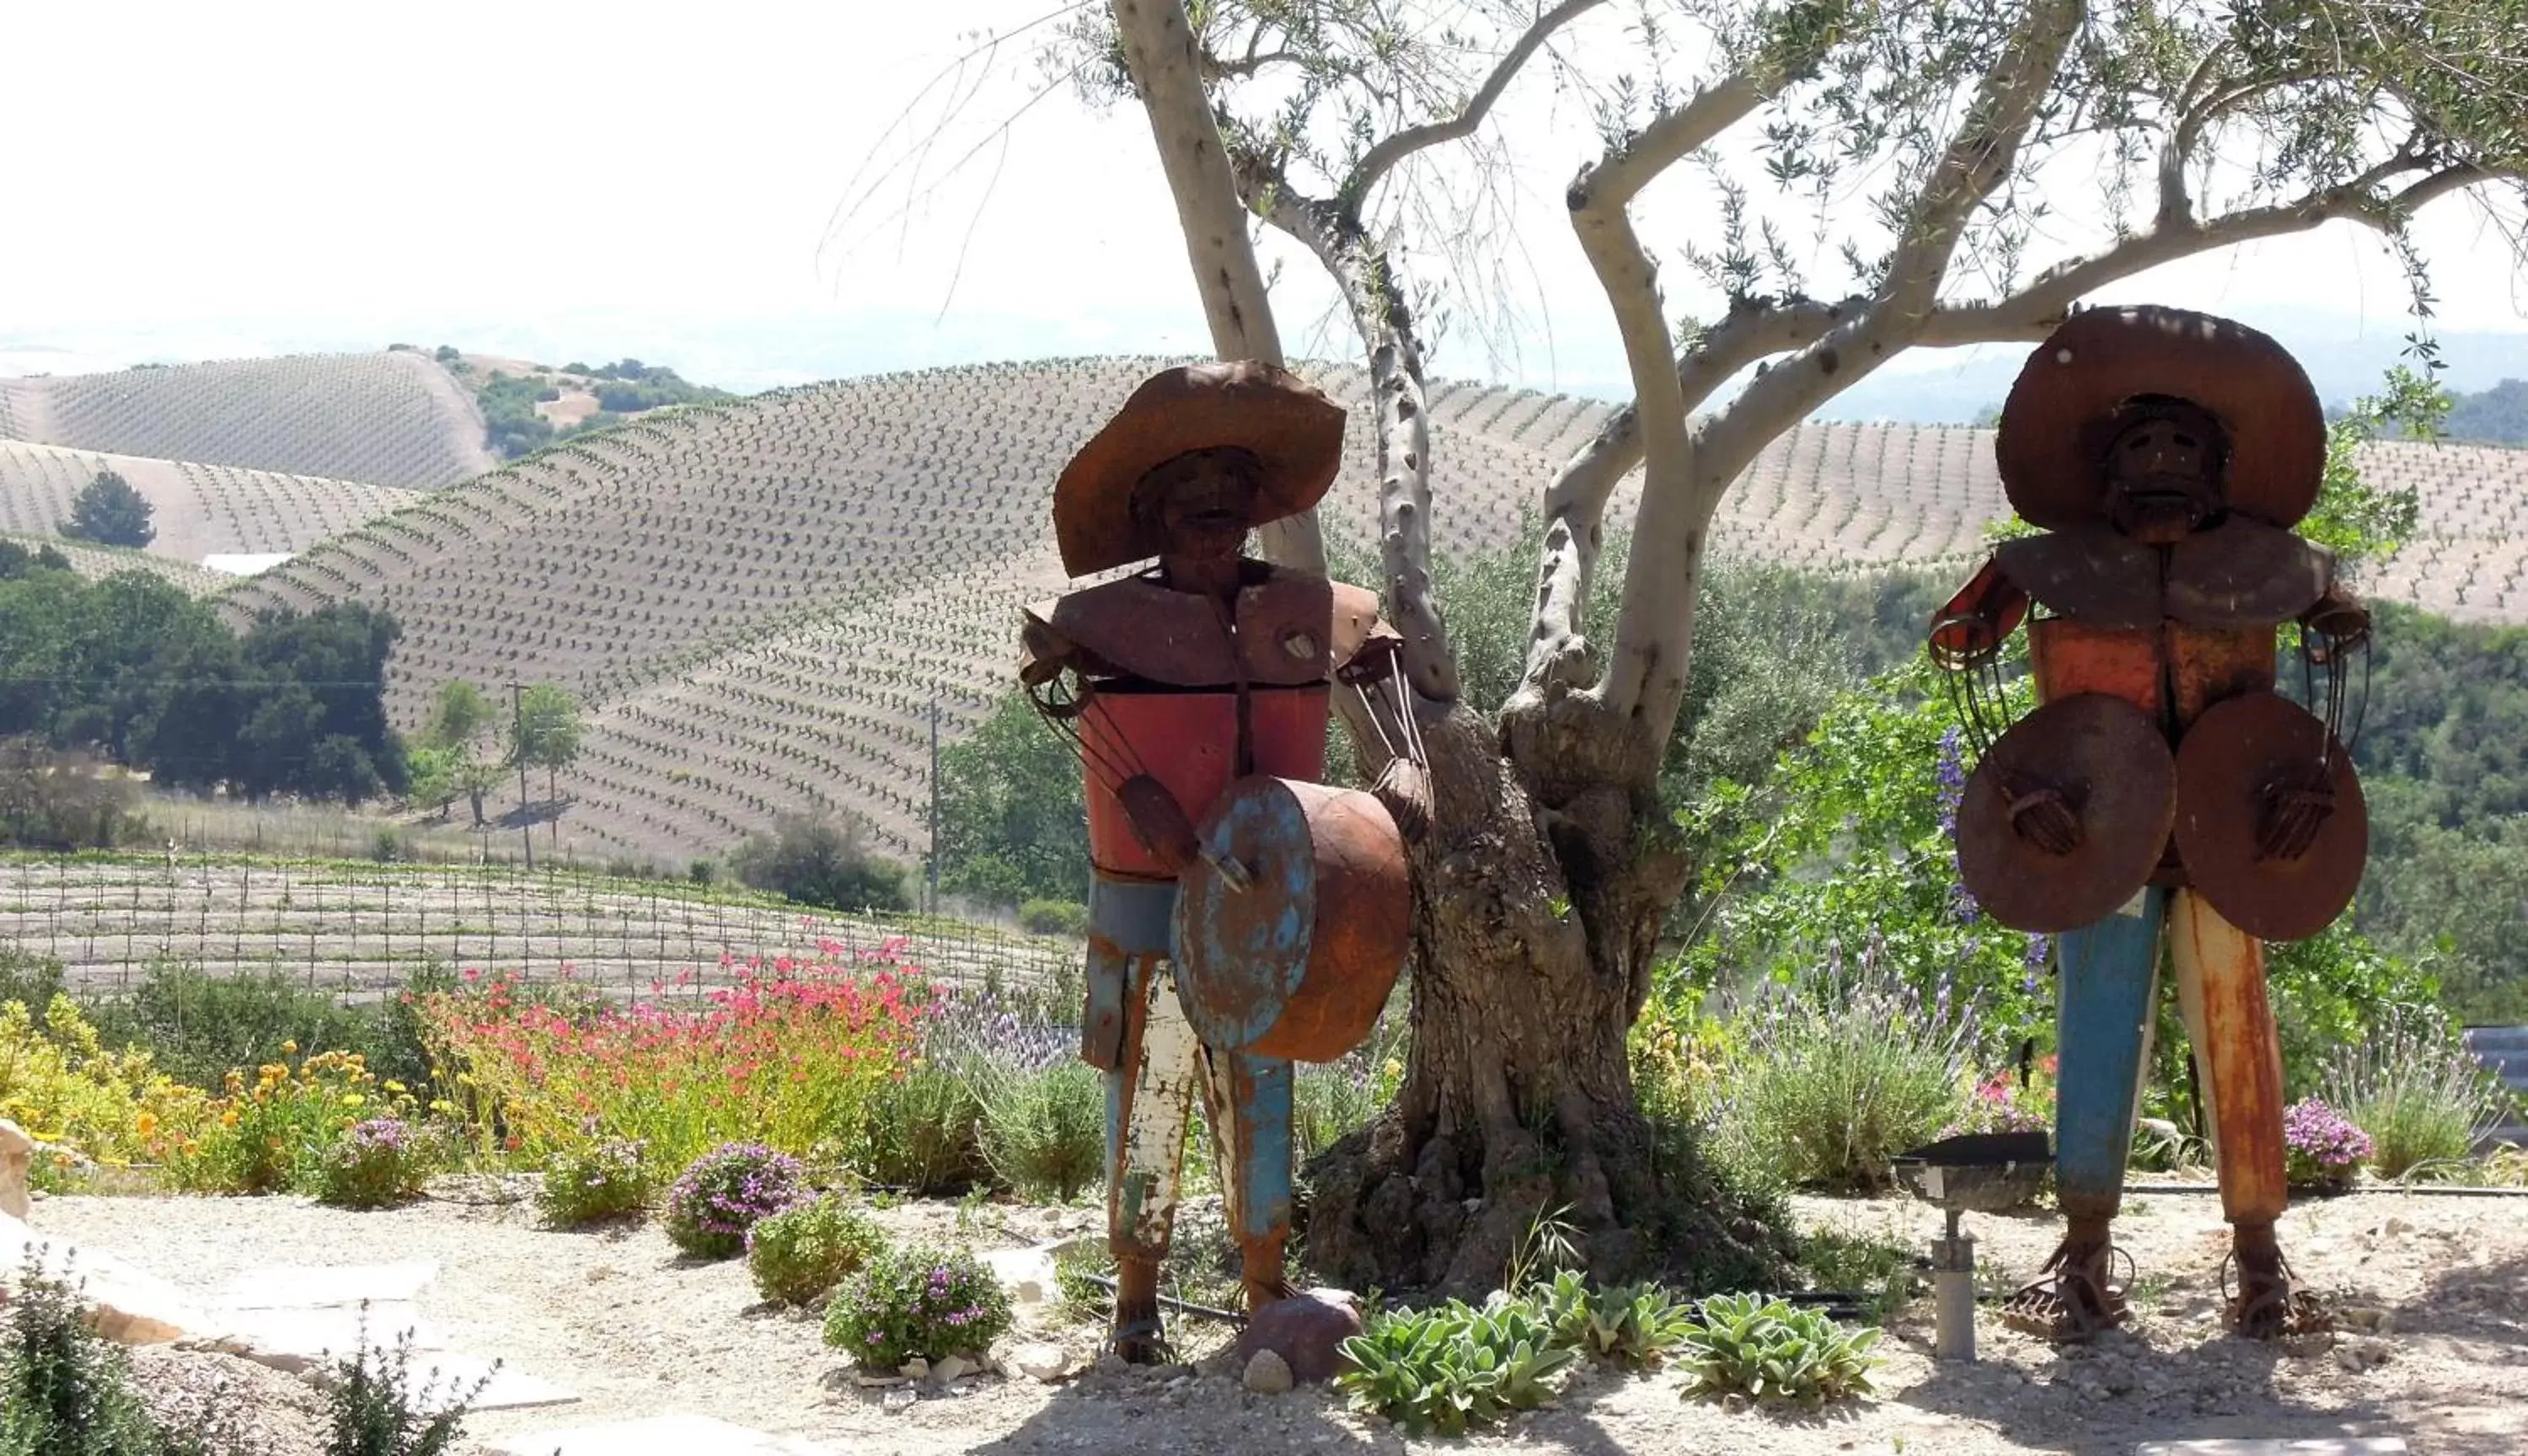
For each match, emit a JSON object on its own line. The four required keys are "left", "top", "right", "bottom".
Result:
{"left": 0, "top": 351, "right": 495, "bottom": 489}
{"left": 0, "top": 438, "right": 414, "bottom": 565}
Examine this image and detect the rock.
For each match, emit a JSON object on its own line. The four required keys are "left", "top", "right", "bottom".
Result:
{"left": 0, "top": 1122, "right": 30, "bottom": 1220}
{"left": 881, "top": 1386, "right": 918, "bottom": 1411}
{"left": 1233, "top": 1289, "right": 1364, "bottom": 1385}
{"left": 0, "top": 1212, "right": 219, "bottom": 1346}
{"left": 929, "top": 1354, "right": 972, "bottom": 1384}
{"left": 1012, "top": 1342, "right": 1075, "bottom": 1383}
{"left": 898, "top": 1357, "right": 929, "bottom": 1380}
{"left": 1242, "top": 1350, "right": 1294, "bottom": 1395}
{"left": 854, "top": 1373, "right": 908, "bottom": 1388}
{"left": 983, "top": 1246, "right": 1058, "bottom": 1306}
{"left": 1093, "top": 1351, "right": 1128, "bottom": 1376}
{"left": 2335, "top": 1336, "right": 2395, "bottom": 1373}
{"left": 2338, "top": 1305, "right": 2395, "bottom": 1334}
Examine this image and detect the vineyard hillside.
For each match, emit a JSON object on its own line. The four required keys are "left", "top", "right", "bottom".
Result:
{"left": 208, "top": 356, "right": 2528, "bottom": 867}
{"left": 0, "top": 351, "right": 495, "bottom": 489}
{"left": 0, "top": 439, "right": 414, "bottom": 565}
{"left": 0, "top": 532, "right": 230, "bottom": 597}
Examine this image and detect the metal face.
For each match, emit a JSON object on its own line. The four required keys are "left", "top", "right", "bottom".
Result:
{"left": 2171, "top": 692, "right": 2367, "bottom": 941}
{"left": 1172, "top": 776, "right": 1410, "bottom": 1063}
{"left": 1957, "top": 694, "right": 2177, "bottom": 934}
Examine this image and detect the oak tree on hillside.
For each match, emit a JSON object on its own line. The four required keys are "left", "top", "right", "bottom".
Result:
{"left": 1027, "top": 0, "right": 2528, "bottom": 1292}
{"left": 61, "top": 471, "right": 154, "bottom": 549}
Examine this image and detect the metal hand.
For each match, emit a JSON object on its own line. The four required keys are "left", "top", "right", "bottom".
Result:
{"left": 2003, "top": 774, "right": 2085, "bottom": 856}
{"left": 2254, "top": 765, "right": 2334, "bottom": 862}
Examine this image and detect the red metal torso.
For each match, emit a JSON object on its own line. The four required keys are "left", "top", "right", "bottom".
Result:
{"left": 2028, "top": 619, "right": 2277, "bottom": 739}
{"left": 1079, "top": 686, "right": 1331, "bottom": 878}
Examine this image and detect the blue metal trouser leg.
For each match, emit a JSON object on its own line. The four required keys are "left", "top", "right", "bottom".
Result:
{"left": 1195, "top": 1042, "right": 1294, "bottom": 1306}
{"left": 2053, "top": 886, "right": 2167, "bottom": 1225}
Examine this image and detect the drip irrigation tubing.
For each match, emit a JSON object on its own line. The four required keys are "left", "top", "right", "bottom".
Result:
{"left": 2127, "top": 1182, "right": 2528, "bottom": 1197}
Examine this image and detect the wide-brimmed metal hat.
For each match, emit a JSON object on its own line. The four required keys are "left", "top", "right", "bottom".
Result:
{"left": 1996, "top": 307, "right": 2325, "bottom": 531}
{"left": 1054, "top": 361, "right": 1346, "bottom": 576}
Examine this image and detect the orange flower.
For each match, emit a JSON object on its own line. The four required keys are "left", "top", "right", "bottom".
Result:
{"left": 135, "top": 1111, "right": 159, "bottom": 1138}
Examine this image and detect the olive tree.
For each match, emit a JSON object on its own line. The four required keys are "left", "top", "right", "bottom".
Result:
{"left": 1073, "top": 0, "right": 2524, "bottom": 1292}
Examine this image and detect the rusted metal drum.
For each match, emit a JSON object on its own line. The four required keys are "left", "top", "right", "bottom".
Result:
{"left": 1957, "top": 693, "right": 2177, "bottom": 934}
{"left": 1170, "top": 775, "right": 1409, "bottom": 1063}
{"left": 1079, "top": 685, "right": 1331, "bottom": 877}
{"left": 2172, "top": 691, "right": 2366, "bottom": 941}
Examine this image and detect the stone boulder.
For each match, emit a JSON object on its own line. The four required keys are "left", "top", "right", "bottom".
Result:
{"left": 1233, "top": 1289, "right": 1363, "bottom": 1384}
{"left": 0, "top": 1122, "right": 30, "bottom": 1219}
{"left": 0, "top": 1211, "right": 222, "bottom": 1346}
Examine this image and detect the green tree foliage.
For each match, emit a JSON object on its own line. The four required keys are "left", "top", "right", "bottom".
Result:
{"left": 731, "top": 812, "right": 912, "bottom": 913}
{"left": 0, "top": 740, "right": 135, "bottom": 850}
{"left": 474, "top": 372, "right": 559, "bottom": 458}
{"left": 0, "top": 542, "right": 71, "bottom": 581}
{"left": 935, "top": 693, "right": 1088, "bottom": 908}
{"left": 58, "top": 472, "right": 154, "bottom": 549}
{"left": 508, "top": 683, "right": 584, "bottom": 799}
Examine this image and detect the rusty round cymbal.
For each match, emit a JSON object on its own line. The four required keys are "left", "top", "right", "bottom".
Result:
{"left": 1957, "top": 693, "right": 2177, "bottom": 934}
{"left": 2172, "top": 692, "right": 2367, "bottom": 942}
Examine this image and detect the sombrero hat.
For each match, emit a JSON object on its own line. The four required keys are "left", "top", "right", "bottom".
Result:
{"left": 1054, "top": 361, "right": 1346, "bottom": 576}
{"left": 1996, "top": 307, "right": 2325, "bottom": 531}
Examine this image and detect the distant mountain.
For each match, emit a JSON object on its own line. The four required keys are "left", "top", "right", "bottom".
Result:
{"left": 1815, "top": 321, "right": 2528, "bottom": 426}
{"left": 2446, "top": 380, "right": 2528, "bottom": 447}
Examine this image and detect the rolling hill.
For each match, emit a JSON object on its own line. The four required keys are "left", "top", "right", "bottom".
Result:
{"left": 197, "top": 355, "right": 2527, "bottom": 868}
{"left": 0, "top": 439, "right": 414, "bottom": 565}
{"left": 0, "top": 533, "right": 231, "bottom": 596}
{"left": 0, "top": 351, "right": 495, "bottom": 489}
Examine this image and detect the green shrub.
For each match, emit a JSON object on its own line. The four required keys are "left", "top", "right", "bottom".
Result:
{"left": 1532, "top": 1270, "right": 1697, "bottom": 1367}
{"left": 84, "top": 962, "right": 379, "bottom": 1089}
{"left": 730, "top": 813, "right": 911, "bottom": 912}
{"left": 1709, "top": 953, "right": 1969, "bottom": 1191}
{"left": 537, "top": 1138, "right": 655, "bottom": 1226}
{"left": 2324, "top": 1011, "right": 2503, "bottom": 1180}
{"left": 663, "top": 1143, "right": 805, "bottom": 1260}
{"left": 1016, "top": 899, "right": 1088, "bottom": 937}
{"left": 323, "top": 1317, "right": 491, "bottom": 1456}
{"left": 0, "top": 950, "right": 65, "bottom": 1015}
{"left": 314, "top": 1118, "right": 433, "bottom": 1209}
{"left": 859, "top": 1062, "right": 987, "bottom": 1195}
{"left": 1335, "top": 1293, "right": 1579, "bottom": 1436}
{"left": 746, "top": 1196, "right": 887, "bottom": 1305}
{"left": 967, "top": 1059, "right": 1104, "bottom": 1202}
{"left": 822, "top": 1245, "right": 1013, "bottom": 1368}
{"left": 1676, "top": 1293, "right": 1880, "bottom": 1405}
{"left": 1794, "top": 1227, "right": 1919, "bottom": 1325}
{"left": 0, "top": 1248, "right": 164, "bottom": 1454}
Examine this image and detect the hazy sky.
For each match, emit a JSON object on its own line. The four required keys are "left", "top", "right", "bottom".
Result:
{"left": 4, "top": 1, "right": 2521, "bottom": 398}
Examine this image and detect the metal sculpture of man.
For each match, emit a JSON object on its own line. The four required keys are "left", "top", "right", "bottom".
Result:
{"left": 1930, "top": 306, "right": 2371, "bottom": 1342}
{"left": 1017, "top": 361, "right": 1429, "bottom": 1363}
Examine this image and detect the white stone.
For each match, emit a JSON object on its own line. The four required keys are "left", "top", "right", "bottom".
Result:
{"left": 0, "top": 1122, "right": 31, "bottom": 1220}
{"left": 2134, "top": 1443, "right": 2407, "bottom": 1455}
{"left": 0, "top": 1211, "right": 221, "bottom": 1346}
{"left": 898, "top": 1356, "right": 929, "bottom": 1380}
{"left": 929, "top": 1353, "right": 972, "bottom": 1384}
{"left": 220, "top": 1261, "right": 438, "bottom": 1310}
{"left": 405, "top": 1352, "right": 578, "bottom": 1414}
{"left": 983, "top": 1245, "right": 1058, "bottom": 1305}
{"left": 881, "top": 1386, "right": 918, "bottom": 1411}
{"left": 207, "top": 1302, "right": 442, "bottom": 1375}
{"left": 1243, "top": 1349, "right": 1293, "bottom": 1395}
{"left": 1012, "top": 1341, "right": 1074, "bottom": 1382}
{"left": 488, "top": 1413, "right": 838, "bottom": 1456}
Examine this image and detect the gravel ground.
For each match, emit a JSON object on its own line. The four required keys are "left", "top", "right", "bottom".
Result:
{"left": 33, "top": 1183, "right": 2528, "bottom": 1456}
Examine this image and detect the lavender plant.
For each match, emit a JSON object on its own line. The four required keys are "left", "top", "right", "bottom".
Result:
{"left": 1709, "top": 934, "right": 1976, "bottom": 1191}
{"left": 313, "top": 1117, "right": 433, "bottom": 1209}
{"left": 537, "top": 1135, "right": 653, "bottom": 1226}
{"left": 2282, "top": 1098, "right": 2373, "bottom": 1193}
{"left": 2322, "top": 1011, "right": 2501, "bottom": 1180}
{"left": 663, "top": 1143, "right": 805, "bottom": 1259}
{"left": 822, "top": 1245, "right": 1013, "bottom": 1369}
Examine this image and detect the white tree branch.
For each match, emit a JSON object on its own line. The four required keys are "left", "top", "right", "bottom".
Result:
{"left": 1345, "top": 0, "right": 1608, "bottom": 206}
{"left": 1599, "top": 0, "right": 2086, "bottom": 739}
{"left": 1109, "top": 0, "right": 1326, "bottom": 574}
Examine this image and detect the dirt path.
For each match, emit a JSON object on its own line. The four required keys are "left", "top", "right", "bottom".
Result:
{"left": 35, "top": 1186, "right": 2528, "bottom": 1455}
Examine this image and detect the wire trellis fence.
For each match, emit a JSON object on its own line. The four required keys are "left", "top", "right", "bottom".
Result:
{"left": 0, "top": 855, "right": 1080, "bottom": 1007}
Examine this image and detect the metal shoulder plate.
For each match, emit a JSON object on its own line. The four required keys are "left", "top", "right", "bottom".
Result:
{"left": 2164, "top": 518, "right": 2333, "bottom": 627}
{"left": 1031, "top": 565, "right": 1379, "bottom": 688}
{"left": 1993, "top": 528, "right": 2162, "bottom": 629}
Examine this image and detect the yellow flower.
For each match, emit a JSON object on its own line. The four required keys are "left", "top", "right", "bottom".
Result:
{"left": 1382, "top": 1058, "right": 1402, "bottom": 1082}
{"left": 135, "top": 1111, "right": 159, "bottom": 1138}
{"left": 219, "top": 1110, "right": 239, "bottom": 1128}
{"left": 341, "top": 1094, "right": 366, "bottom": 1110}
{"left": 280, "top": 1041, "right": 297, "bottom": 1057}
{"left": 383, "top": 1081, "right": 407, "bottom": 1095}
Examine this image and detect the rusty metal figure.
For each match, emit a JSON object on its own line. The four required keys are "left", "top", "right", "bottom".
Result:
{"left": 1930, "top": 307, "right": 2372, "bottom": 1342}
{"left": 1017, "top": 361, "right": 1428, "bottom": 1363}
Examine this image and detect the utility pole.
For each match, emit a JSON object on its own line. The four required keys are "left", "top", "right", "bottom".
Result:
{"left": 510, "top": 681, "right": 534, "bottom": 871}
{"left": 927, "top": 696, "right": 942, "bottom": 915}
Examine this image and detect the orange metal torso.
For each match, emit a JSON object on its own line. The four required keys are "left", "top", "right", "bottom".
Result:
{"left": 2028, "top": 618, "right": 2277, "bottom": 740}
